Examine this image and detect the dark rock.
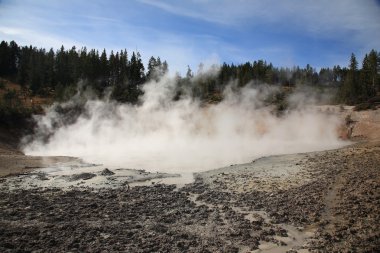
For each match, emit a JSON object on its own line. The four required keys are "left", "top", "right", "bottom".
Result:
{"left": 70, "top": 173, "right": 97, "bottom": 181}
{"left": 101, "top": 168, "right": 115, "bottom": 176}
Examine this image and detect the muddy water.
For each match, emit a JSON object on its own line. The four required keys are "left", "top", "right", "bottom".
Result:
{"left": 1, "top": 160, "right": 188, "bottom": 190}
{"left": 2, "top": 151, "right": 313, "bottom": 191}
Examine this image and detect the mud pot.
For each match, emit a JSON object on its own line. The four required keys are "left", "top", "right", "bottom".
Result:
{"left": 1, "top": 141, "right": 379, "bottom": 252}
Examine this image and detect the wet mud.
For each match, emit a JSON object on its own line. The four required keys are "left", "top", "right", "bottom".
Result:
{"left": 0, "top": 142, "right": 379, "bottom": 252}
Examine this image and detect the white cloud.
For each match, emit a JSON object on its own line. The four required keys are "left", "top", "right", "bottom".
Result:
{"left": 139, "top": 0, "right": 380, "bottom": 49}
{"left": 1, "top": 0, "right": 378, "bottom": 73}
{"left": 0, "top": 26, "right": 80, "bottom": 49}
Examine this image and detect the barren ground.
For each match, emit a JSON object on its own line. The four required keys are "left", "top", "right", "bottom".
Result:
{"left": 0, "top": 107, "right": 379, "bottom": 252}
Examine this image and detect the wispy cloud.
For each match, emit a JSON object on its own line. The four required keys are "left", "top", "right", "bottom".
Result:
{"left": 0, "top": 26, "right": 80, "bottom": 49}
{"left": 80, "top": 15, "right": 119, "bottom": 23}
{"left": 139, "top": 0, "right": 380, "bottom": 48}
{"left": 0, "top": 0, "right": 379, "bottom": 74}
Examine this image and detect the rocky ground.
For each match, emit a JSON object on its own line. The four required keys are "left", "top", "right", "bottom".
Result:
{"left": 0, "top": 140, "right": 379, "bottom": 252}
{"left": 0, "top": 107, "right": 379, "bottom": 252}
{"left": 192, "top": 141, "right": 380, "bottom": 252}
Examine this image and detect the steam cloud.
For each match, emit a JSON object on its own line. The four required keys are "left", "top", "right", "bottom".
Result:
{"left": 23, "top": 75, "right": 346, "bottom": 173}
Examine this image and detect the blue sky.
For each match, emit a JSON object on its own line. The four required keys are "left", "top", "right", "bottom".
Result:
{"left": 0, "top": 0, "right": 379, "bottom": 75}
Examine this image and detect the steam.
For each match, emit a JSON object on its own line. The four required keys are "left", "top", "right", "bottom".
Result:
{"left": 23, "top": 75, "right": 346, "bottom": 173}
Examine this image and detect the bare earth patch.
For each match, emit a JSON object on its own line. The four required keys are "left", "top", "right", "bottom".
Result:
{"left": 0, "top": 107, "right": 379, "bottom": 252}
{"left": 0, "top": 153, "right": 80, "bottom": 177}
{"left": 1, "top": 141, "right": 378, "bottom": 252}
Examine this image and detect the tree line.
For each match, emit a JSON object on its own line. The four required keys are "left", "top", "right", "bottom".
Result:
{"left": 0, "top": 40, "right": 379, "bottom": 105}
{"left": 193, "top": 52, "right": 379, "bottom": 105}
{"left": 0, "top": 40, "right": 168, "bottom": 103}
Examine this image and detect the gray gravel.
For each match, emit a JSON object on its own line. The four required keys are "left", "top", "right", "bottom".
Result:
{"left": 1, "top": 142, "right": 379, "bottom": 252}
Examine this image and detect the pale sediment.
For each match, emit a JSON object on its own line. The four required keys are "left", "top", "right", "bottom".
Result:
{"left": 0, "top": 141, "right": 379, "bottom": 252}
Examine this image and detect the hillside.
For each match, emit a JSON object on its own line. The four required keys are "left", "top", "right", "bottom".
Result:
{"left": 0, "top": 78, "right": 52, "bottom": 109}
{"left": 0, "top": 78, "right": 53, "bottom": 153}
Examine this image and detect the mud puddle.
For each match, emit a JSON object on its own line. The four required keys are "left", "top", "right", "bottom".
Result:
{"left": 0, "top": 160, "right": 190, "bottom": 190}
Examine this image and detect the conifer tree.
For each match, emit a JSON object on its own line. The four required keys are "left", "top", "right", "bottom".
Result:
{"left": 340, "top": 53, "right": 359, "bottom": 104}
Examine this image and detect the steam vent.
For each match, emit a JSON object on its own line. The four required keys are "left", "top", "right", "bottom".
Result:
{"left": 1, "top": 0, "right": 379, "bottom": 252}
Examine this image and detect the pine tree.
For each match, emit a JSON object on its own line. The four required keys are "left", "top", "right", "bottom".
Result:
{"left": 44, "top": 48, "right": 55, "bottom": 88}
{"left": 186, "top": 65, "right": 193, "bottom": 79}
{"left": 0, "top": 41, "right": 19, "bottom": 77}
{"left": 147, "top": 56, "right": 157, "bottom": 80}
{"left": 55, "top": 45, "right": 69, "bottom": 86}
{"left": 367, "top": 49, "right": 379, "bottom": 94}
{"left": 67, "top": 46, "right": 79, "bottom": 84}
{"left": 162, "top": 60, "right": 168, "bottom": 76}
{"left": 332, "top": 65, "right": 343, "bottom": 84}
{"left": 99, "top": 49, "right": 109, "bottom": 84}
{"left": 129, "top": 52, "right": 145, "bottom": 85}
{"left": 78, "top": 47, "right": 88, "bottom": 79}
{"left": 360, "top": 54, "right": 372, "bottom": 99}
{"left": 109, "top": 51, "right": 117, "bottom": 86}
{"left": 17, "top": 46, "right": 32, "bottom": 86}
{"left": 0, "top": 41, "right": 9, "bottom": 76}
{"left": 8, "top": 41, "right": 19, "bottom": 77}
{"left": 341, "top": 53, "right": 359, "bottom": 104}
{"left": 28, "top": 48, "right": 45, "bottom": 94}
{"left": 119, "top": 49, "right": 129, "bottom": 84}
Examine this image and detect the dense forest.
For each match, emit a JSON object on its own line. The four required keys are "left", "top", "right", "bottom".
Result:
{"left": 0, "top": 40, "right": 379, "bottom": 107}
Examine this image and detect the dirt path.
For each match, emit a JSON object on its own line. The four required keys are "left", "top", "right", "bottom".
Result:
{"left": 187, "top": 141, "right": 380, "bottom": 252}
{"left": 308, "top": 141, "right": 380, "bottom": 252}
